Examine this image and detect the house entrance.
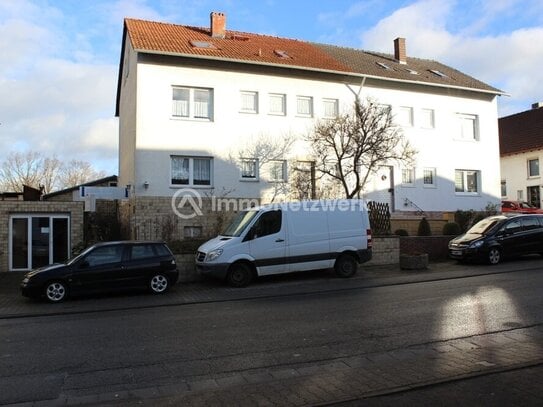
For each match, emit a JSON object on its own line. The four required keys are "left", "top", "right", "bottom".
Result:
{"left": 9, "top": 215, "right": 70, "bottom": 271}
{"left": 528, "top": 186, "right": 541, "bottom": 208}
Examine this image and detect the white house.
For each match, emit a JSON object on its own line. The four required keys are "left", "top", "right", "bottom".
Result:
{"left": 115, "top": 12, "right": 503, "bottom": 238}
{"left": 499, "top": 103, "right": 543, "bottom": 208}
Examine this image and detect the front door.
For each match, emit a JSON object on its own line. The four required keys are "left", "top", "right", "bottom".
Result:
{"left": 9, "top": 215, "right": 70, "bottom": 271}
{"left": 528, "top": 186, "right": 540, "bottom": 208}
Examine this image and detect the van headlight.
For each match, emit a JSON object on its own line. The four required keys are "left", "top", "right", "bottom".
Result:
{"left": 469, "top": 240, "right": 484, "bottom": 249}
{"left": 206, "top": 249, "right": 223, "bottom": 262}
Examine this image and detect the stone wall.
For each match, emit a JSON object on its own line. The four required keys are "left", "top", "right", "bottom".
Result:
{"left": 390, "top": 218, "right": 448, "bottom": 236}
{"left": 0, "top": 201, "right": 84, "bottom": 271}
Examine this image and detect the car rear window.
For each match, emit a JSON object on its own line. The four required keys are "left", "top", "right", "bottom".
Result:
{"left": 154, "top": 244, "right": 172, "bottom": 257}
{"left": 130, "top": 244, "right": 156, "bottom": 260}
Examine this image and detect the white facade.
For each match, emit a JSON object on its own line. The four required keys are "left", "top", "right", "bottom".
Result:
{"left": 118, "top": 38, "right": 502, "bottom": 214}
{"left": 500, "top": 152, "right": 543, "bottom": 206}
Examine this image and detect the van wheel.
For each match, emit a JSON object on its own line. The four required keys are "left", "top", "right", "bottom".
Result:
{"left": 488, "top": 248, "right": 501, "bottom": 265}
{"left": 335, "top": 255, "right": 358, "bottom": 278}
{"left": 227, "top": 263, "right": 253, "bottom": 287}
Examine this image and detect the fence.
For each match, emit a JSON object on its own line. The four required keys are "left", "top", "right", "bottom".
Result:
{"left": 368, "top": 201, "right": 391, "bottom": 236}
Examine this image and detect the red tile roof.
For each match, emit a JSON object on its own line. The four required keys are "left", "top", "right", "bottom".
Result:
{"left": 118, "top": 17, "right": 503, "bottom": 113}
{"left": 499, "top": 106, "right": 543, "bottom": 156}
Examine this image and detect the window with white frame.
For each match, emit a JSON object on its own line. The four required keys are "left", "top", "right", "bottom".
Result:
{"left": 240, "top": 158, "right": 258, "bottom": 180}
{"left": 517, "top": 190, "right": 524, "bottom": 200}
{"left": 296, "top": 96, "right": 313, "bottom": 117}
{"left": 420, "top": 108, "right": 435, "bottom": 128}
{"left": 501, "top": 180, "right": 507, "bottom": 197}
{"left": 423, "top": 168, "right": 436, "bottom": 187}
{"left": 172, "top": 87, "right": 213, "bottom": 120}
{"left": 171, "top": 156, "right": 212, "bottom": 186}
{"left": 269, "top": 93, "right": 286, "bottom": 115}
{"left": 397, "top": 106, "right": 413, "bottom": 127}
{"left": 322, "top": 98, "right": 339, "bottom": 118}
{"left": 269, "top": 160, "right": 287, "bottom": 182}
{"left": 240, "top": 91, "right": 258, "bottom": 114}
{"left": 401, "top": 168, "right": 415, "bottom": 186}
{"left": 456, "top": 113, "right": 478, "bottom": 140}
{"left": 528, "top": 158, "right": 539, "bottom": 177}
{"left": 455, "top": 169, "right": 480, "bottom": 194}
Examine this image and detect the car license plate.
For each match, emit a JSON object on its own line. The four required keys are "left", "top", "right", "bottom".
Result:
{"left": 452, "top": 250, "right": 462, "bottom": 256}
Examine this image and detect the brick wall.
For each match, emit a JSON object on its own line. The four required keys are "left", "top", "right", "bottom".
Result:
{"left": 0, "top": 201, "right": 84, "bottom": 271}
{"left": 391, "top": 218, "right": 448, "bottom": 236}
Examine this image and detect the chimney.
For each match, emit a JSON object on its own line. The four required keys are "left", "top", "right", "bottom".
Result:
{"left": 210, "top": 12, "right": 226, "bottom": 39}
{"left": 394, "top": 37, "right": 407, "bottom": 64}
{"left": 532, "top": 102, "right": 543, "bottom": 110}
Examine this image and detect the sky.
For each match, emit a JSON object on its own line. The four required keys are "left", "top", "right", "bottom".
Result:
{"left": 1, "top": 0, "right": 542, "bottom": 176}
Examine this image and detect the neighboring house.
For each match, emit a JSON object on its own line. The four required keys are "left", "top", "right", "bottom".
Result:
{"left": 499, "top": 103, "right": 543, "bottom": 208}
{"left": 116, "top": 12, "right": 503, "bottom": 238}
{"left": 43, "top": 175, "right": 119, "bottom": 202}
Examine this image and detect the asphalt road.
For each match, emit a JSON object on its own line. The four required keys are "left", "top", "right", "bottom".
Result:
{"left": 1, "top": 263, "right": 543, "bottom": 405}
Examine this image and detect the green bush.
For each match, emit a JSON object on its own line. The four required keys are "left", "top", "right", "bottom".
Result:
{"left": 442, "top": 222, "right": 461, "bottom": 236}
{"left": 417, "top": 217, "right": 432, "bottom": 236}
{"left": 394, "top": 229, "right": 409, "bottom": 236}
{"left": 167, "top": 238, "right": 208, "bottom": 254}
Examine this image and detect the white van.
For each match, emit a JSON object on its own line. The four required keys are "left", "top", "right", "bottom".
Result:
{"left": 196, "top": 200, "right": 372, "bottom": 287}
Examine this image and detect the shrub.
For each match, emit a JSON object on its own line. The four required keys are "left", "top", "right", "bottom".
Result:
{"left": 167, "top": 238, "right": 208, "bottom": 254}
{"left": 417, "top": 217, "right": 432, "bottom": 236}
{"left": 442, "top": 222, "right": 461, "bottom": 236}
{"left": 394, "top": 229, "right": 409, "bottom": 236}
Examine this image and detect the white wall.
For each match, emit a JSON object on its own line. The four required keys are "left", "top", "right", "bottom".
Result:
{"left": 501, "top": 151, "right": 543, "bottom": 205}
{"left": 119, "top": 55, "right": 501, "bottom": 212}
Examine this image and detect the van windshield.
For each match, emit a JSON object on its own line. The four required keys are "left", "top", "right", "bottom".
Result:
{"left": 466, "top": 218, "right": 501, "bottom": 235}
{"left": 221, "top": 210, "right": 259, "bottom": 237}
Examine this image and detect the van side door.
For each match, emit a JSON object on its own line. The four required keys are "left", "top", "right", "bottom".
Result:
{"left": 246, "top": 209, "right": 287, "bottom": 275}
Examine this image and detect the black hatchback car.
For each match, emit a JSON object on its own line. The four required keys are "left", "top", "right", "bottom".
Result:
{"left": 21, "top": 241, "right": 179, "bottom": 302}
{"left": 448, "top": 215, "right": 543, "bottom": 264}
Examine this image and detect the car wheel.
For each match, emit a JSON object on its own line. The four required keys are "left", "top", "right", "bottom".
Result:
{"left": 149, "top": 274, "right": 169, "bottom": 294}
{"left": 44, "top": 281, "right": 68, "bottom": 303}
{"left": 334, "top": 254, "right": 358, "bottom": 278}
{"left": 227, "top": 262, "right": 253, "bottom": 288}
{"left": 488, "top": 248, "right": 501, "bottom": 265}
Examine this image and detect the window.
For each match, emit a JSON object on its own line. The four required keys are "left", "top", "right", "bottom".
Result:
{"left": 397, "top": 106, "right": 413, "bottom": 127}
{"left": 269, "top": 93, "right": 286, "bottom": 115}
{"left": 130, "top": 244, "right": 155, "bottom": 260}
{"left": 269, "top": 160, "right": 287, "bottom": 182}
{"left": 528, "top": 158, "right": 539, "bottom": 177}
{"left": 240, "top": 159, "right": 258, "bottom": 180}
{"left": 423, "top": 168, "right": 436, "bottom": 187}
{"left": 184, "top": 226, "right": 202, "bottom": 238}
{"left": 501, "top": 180, "right": 507, "bottom": 197}
{"left": 517, "top": 190, "right": 524, "bottom": 200}
{"left": 457, "top": 114, "right": 478, "bottom": 140}
{"left": 172, "top": 87, "right": 213, "bottom": 120}
{"left": 296, "top": 96, "right": 313, "bottom": 117}
{"left": 401, "top": 168, "right": 415, "bottom": 186}
{"left": 323, "top": 98, "right": 339, "bottom": 118}
{"left": 420, "top": 109, "right": 435, "bottom": 128}
{"left": 85, "top": 245, "right": 123, "bottom": 267}
{"left": 253, "top": 210, "right": 282, "bottom": 238}
{"left": 240, "top": 91, "right": 258, "bottom": 114}
{"left": 455, "top": 169, "right": 480, "bottom": 194}
{"left": 171, "top": 156, "right": 212, "bottom": 186}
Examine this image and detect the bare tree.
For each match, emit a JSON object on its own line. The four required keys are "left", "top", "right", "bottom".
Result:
{"left": 307, "top": 97, "right": 416, "bottom": 199}
{"left": 58, "top": 160, "right": 106, "bottom": 189}
{"left": 0, "top": 152, "right": 106, "bottom": 194}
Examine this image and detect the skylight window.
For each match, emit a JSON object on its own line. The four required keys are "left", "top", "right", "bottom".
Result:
{"left": 274, "top": 50, "right": 290, "bottom": 59}
{"left": 429, "top": 69, "right": 448, "bottom": 78}
{"left": 405, "top": 68, "right": 419, "bottom": 75}
{"left": 376, "top": 62, "right": 392, "bottom": 70}
{"left": 190, "top": 40, "right": 217, "bottom": 49}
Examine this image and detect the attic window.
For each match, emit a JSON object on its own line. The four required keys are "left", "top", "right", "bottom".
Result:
{"left": 274, "top": 50, "right": 290, "bottom": 59}
{"left": 376, "top": 62, "right": 392, "bottom": 70}
{"left": 429, "top": 69, "right": 448, "bottom": 78}
{"left": 405, "top": 68, "right": 419, "bottom": 75}
{"left": 190, "top": 40, "right": 217, "bottom": 49}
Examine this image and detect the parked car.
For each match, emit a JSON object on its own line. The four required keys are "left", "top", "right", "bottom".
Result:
{"left": 196, "top": 200, "right": 372, "bottom": 287}
{"left": 448, "top": 215, "right": 543, "bottom": 264}
{"left": 21, "top": 241, "right": 178, "bottom": 303}
{"left": 501, "top": 200, "right": 543, "bottom": 214}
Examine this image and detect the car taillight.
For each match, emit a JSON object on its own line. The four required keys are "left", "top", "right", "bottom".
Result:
{"left": 367, "top": 228, "right": 372, "bottom": 248}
